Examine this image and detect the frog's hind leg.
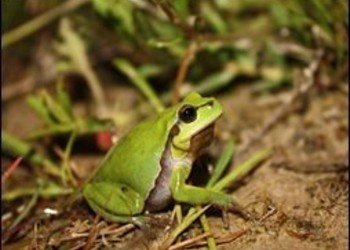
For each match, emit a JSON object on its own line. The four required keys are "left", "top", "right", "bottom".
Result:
{"left": 86, "top": 200, "right": 145, "bottom": 224}
{"left": 83, "top": 182, "right": 145, "bottom": 223}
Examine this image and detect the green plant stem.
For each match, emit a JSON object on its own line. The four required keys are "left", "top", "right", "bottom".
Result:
{"left": 113, "top": 59, "right": 165, "bottom": 113}
{"left": 2, "top": 131, "right": 61, "bottom": 178}
{"left": 2, "top": 0, "right": 89, "bottom": 49}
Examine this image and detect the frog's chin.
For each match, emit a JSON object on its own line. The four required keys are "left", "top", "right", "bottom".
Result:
{"left": 188, "top": 123, "right": 215, "bottom": 158}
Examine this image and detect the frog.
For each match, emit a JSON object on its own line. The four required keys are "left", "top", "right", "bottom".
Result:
{"left": 83, "top": 92, "right": 234, "bottom": 223}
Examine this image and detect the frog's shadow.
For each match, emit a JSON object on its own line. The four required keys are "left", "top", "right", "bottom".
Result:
{"left": 189, "top": 153, "right": 214, "bottom": 186}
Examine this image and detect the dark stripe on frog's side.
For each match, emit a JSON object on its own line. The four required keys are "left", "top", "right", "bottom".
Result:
{"left": 145, "top": 122, "right": 216, "bottom": 212}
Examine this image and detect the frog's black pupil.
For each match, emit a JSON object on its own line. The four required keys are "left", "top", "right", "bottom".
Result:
{"left": 179, "top": 105, "right": 197, "bottom": 123}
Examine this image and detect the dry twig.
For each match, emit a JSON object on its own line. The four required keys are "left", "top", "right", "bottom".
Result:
{"left": 172, "top": 41, "right": 199, "bottom": 104}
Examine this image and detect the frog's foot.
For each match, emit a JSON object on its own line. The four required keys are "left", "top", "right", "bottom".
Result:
{"left": 86, "top": 198, "right": 144, "bottom": 224}
{"left": 131, "top": 216, "right": 150, "bottom": 227}
{"left": 212, "top": 194, "right": 257, "bottom": 222}
{"left": 227, "top": 203, "right": 256, "bottom": 221}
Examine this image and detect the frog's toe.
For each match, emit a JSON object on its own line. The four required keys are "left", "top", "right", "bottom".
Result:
{"left": 131, "top": 216, "right": 150, "bottom": 227}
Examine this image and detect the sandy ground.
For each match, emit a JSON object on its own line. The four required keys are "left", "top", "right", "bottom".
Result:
{"left": 2, "top": 82, "right": 348, "bottom": 249}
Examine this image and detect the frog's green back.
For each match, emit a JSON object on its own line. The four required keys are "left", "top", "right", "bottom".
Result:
{"left": 93, "top": 106, "right": 177, "bottom": 200}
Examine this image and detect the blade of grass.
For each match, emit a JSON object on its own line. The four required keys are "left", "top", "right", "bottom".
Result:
{"left": 41, "top": 90, "right": 73, "bottom": 124}
{"left": 195, "top": 65, "right": 238, "bottom": 95}
{"left": 200, "top": 1, "right": 228, "bottom": 34}
{"left": 27, "top": 124, "right": 77, "bottom": 139}
{"left": 213, "top": 149, "right": 271, "bottom": 192}
{"left": 113, "top": 58, "right": 165, "bottom": 113}
{"left": 157, "top": 63, "right": 238, "bottom": 106}
{"left": 160, "top": 205, "right": 211, "bottom": 250}
{"left": 7, "top": 191, "right": 39, "bottom": 231}
{"left": 2, "top": 183, "right": 74, "bottom": 201}
{"left": 26, "top": 95, "right": 55, "bottom": 125}
{"left": 207, "top": 140, "right": 235, "bottom": 188}
{"left": 27, "top": 118, "right": 111, "bottom": 139}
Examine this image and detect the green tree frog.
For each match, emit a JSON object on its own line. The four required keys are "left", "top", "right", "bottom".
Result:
{"left": 83, "top": 92, "right": 233, "bottom": 223}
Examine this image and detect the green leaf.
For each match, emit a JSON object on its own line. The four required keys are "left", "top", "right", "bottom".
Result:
{"left": 113, "top": 58, "right": 165, "bottom": 113}
{"left": 41, "top": 91, "right": 72, "bottom": 124}
{"left": 91, "top": 0, "right": 135, "bottom": 35}
{"left": 26, "top": 95, "right": 55, "bottom": 125}
{"left": 196, "top": 67, "right": 237, "bottom": 94}
{"left": 201, "top": 1, "right": 228, "bottom": 34}
{"left": 207, "top": 140, "right": 235, "bottom": 188}
{"left": 213, "top": 149, "right": 271, "bottom": 192}
{"left": 2, "top": 182, "right": 74, "bottom": 201}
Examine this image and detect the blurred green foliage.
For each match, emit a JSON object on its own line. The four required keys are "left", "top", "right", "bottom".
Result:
{"left": 2, "top": 0, "right": 27, "bottom": 33}
{"left": 1, "top": 2, "right": 347, "bottom": 245}
{"left": 87, "top": 0, "right": 347, "bottom": 94}
{"left": 25, "top": 83, "right": 111, "bottom": 138}
{"left": 3, "top": 0, "right": 347, "bottom": 96}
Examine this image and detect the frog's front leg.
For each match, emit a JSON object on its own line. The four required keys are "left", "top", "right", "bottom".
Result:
{"left": 170, "top": 165, "right": 233, "bottom": 207}
{"left": 83, "top": 182, "right": 144, "bottom": 223}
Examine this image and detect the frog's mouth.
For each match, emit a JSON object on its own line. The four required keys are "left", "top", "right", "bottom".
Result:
{"left": 188, "top": 123, "right": 215, "bottom": 158}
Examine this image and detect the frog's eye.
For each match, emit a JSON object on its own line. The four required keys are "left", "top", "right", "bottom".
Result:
{"left": 179, "top": 105, "right": 197, "bottom": 123}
